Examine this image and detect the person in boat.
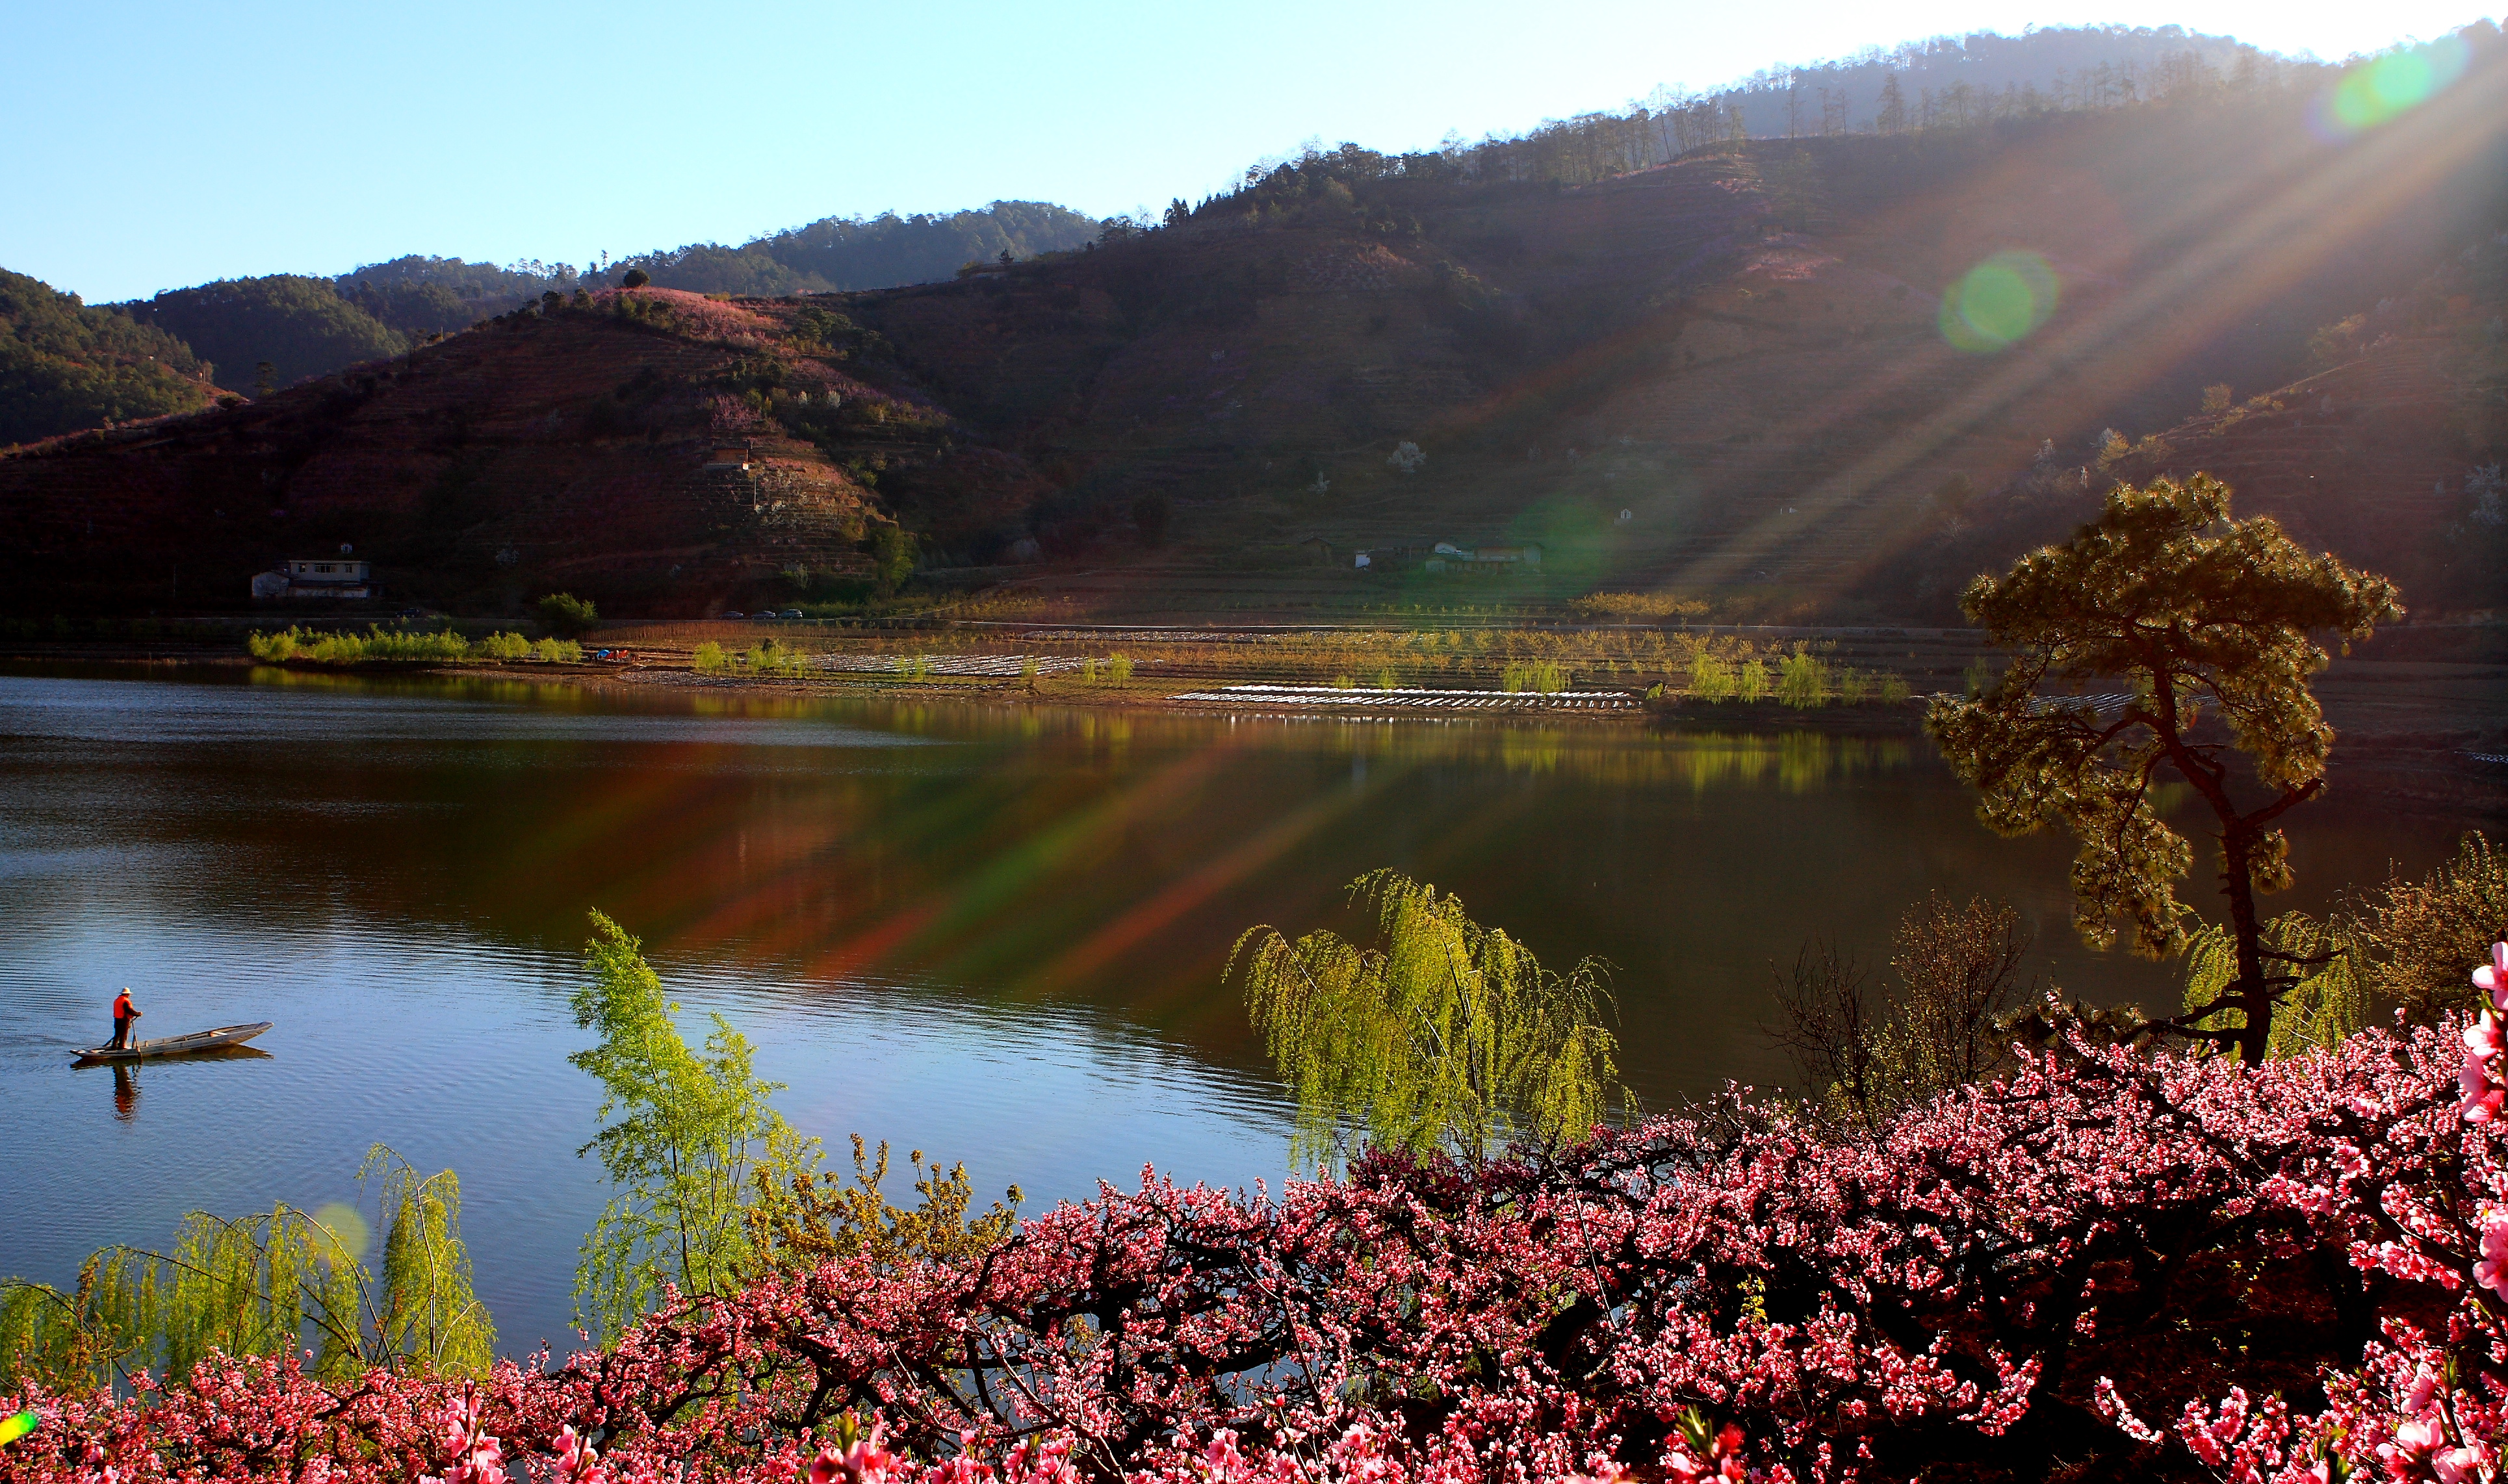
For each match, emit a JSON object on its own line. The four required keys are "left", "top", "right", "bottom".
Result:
{"left": 109, "top": 987, "right": 140, "bottom": 1051}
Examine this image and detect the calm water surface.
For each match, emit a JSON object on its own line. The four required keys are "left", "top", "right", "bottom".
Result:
{"left": 0, "top": 667, "right": 2487, "bottom": 1355}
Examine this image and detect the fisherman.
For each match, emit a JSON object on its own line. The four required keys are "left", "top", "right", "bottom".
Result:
{"left": 109, "top": 987, "right": 140, "bottom": 1051}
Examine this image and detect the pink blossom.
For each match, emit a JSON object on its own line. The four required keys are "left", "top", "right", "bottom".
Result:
{"left": 2480, "top": 942, "right": 2508, "bottom": 1010}
{"left": 14, "top": 942, "right": 2508, "bottom": 1484}
{"left": 2462, "top": 1048, "right": 2503, "bottom": 1123}
{"left": 2468, "top": 1013, "right": 2505, "bottom": 1061}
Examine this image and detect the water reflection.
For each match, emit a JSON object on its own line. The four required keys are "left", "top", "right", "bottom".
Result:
{"left": 0, "top": 667, "right": 2490, "bottom": 1359}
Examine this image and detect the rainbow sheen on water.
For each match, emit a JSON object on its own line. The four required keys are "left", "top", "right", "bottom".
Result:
{"left": 2318, "top": 37, "right": 2470, "bottom": 136}
{"left": 0, "top": 1411, "right": 36, "bottom": 1448}
{"left": 1939, "top": 251, "right": 2058, "bottom": 353}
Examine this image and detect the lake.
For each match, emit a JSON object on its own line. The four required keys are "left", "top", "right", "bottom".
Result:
{"left": 0, "top": 666, "right": 2488, "bottom": 1357}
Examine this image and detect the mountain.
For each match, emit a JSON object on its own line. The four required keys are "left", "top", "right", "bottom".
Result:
{"left": 3, "top": 27, "right": 2502, "bottom": 620}
{"left": 0, "top": 268, "right": 219, "bottom": 445}
{"left": 336, "top": 256, "right": 589, "bottom": 339}
{"left": 33, "top": 202, "right": 1106, "bottom": 409}
{"left": 117, "top": 275, "right": 408, "bottom": 393}
{"left": 0, "top": 288, "right": 909, "bottom": 613}
{"left": 619, "top": 201, "right": 1105, "bottom": 296}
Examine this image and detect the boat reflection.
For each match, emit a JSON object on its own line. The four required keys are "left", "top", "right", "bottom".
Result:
{"left": 71, "top": 1044, "right": 274, "bottom": 1072}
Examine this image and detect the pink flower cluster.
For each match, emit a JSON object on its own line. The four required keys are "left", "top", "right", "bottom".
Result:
{"left": 11, "top": 945, "right": 2508, "bottom": 1484}
{"left": 2459, "top": 943, "right": 2508, "bottom": 1123}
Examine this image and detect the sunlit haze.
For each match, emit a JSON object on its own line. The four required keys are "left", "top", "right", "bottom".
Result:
{"left": 5, "top": 0, "right": 2498, "bottom": 302}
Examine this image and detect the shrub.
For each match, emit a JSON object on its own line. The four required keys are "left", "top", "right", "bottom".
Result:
{"left": 693, "top": 641, "right": 727, "bottom": 672}
{"left": 1569, "top": 591, "right": 1710, "bottom": 622}
{"left": 747, "top": 1134, "right": 1022, "bottom": 1275}
{"left": 2353, "top": 832, "right": 2508, "bottom": 1021}
{"left": 1107, "top": 654, "right": 1133, "bottom": 684}
{"left": 1736, "top": 656, "right": 1767, "bottom": 702}
{"left": 478, "top": 632, "right": 531, "bottom": 661}
{"left": 245, "top": 628, "right": 300, "bottom": 662}
{"left": 1688, "top": 650, "right": 1735, "bottom": 700}
{"left": 1767, "top": 895, "right": 2038, "bottom": 1131}
{"left": 1776, "top": 648, "right": 1830, "bottom": 707}
{"left": 532, "top": 637, "right": 582, "bottom": 663}
{"left": 536, "top": 593, "right": 597, "bottom": 637}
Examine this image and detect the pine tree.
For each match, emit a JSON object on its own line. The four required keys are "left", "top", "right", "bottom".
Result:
{"left": 1877, "top": 71, "right": 1907, "bottom": 134}
{"left": 1926, "top": 475, "right": 2402, "bottom": 1062}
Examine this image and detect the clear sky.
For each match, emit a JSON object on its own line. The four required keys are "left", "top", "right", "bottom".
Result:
{"left": 5, "top": 0, "right": 2498, "bottom": 304}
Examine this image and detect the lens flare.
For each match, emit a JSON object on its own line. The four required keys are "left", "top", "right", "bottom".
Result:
{"left": 2316, "top": 36, "right": 2470, "bottom": 137}
{"left": 1939, "top": 251, "right": 2059, "bottom": 353}
{"left": 312, "top": 1201, "right": 371, "bottom": 1265}
{"left": 0, "top": 1411, "right": 36, "bottom": 1448}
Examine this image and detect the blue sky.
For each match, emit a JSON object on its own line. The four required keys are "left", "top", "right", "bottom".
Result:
{"left": 5, "top": 0, "right": 2498, "bottom": 303}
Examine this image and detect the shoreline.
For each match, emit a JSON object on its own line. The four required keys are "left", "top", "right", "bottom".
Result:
{"left": 4, "top": 637, "right": 2503, "bottom": 813}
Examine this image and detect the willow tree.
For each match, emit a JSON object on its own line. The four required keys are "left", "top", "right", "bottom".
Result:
{"left": 1926, "top": 474, "right": 2401, "bottom": 1062}
{"left": 0, "top": 1147, "right": 491, "bottom": 1394}
{"left": 1228, "top": 869, "right": 1624, "bottom": 1170}
{"left": 571, "top": 912, "right": 817, "bottom": 1339}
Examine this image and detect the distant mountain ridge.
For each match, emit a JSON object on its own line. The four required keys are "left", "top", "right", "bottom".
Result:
{"left": 615, "top": 201, "right": 1105, "bottom": 296}
{"left": 0, "top": 201, "right": 1105, "bottom": 446}
{"left": 1657, "top": 23, "right": 2284, "bottom": 139}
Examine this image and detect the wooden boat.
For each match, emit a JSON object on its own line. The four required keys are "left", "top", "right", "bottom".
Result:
{"left": 74, "top": 1022, "right": 273, "bottom": 1064}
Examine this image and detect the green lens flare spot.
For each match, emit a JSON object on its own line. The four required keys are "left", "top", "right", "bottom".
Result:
{"left": 0, "top": 1411, "right": 37, "bottom": 1448}
{"left": 2321, "top": 36, "right": 2469, "bottom": 135}
{"left": 312, "top": 1201, "right": 371, "bottom": 1265}
{"left": 1940, "top": 251, "right": 2059, "bottom": 353}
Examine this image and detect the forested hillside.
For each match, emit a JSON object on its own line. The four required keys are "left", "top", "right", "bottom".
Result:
{"left": 337, "top": 256, "right": 590, "bottom": 338}
{"left": 0, "top": 269, "right": 218, "bottom": 445}
{"left": 1645, "top": 23, "right": 2284, "bottom": 144}
{"left": 617, "top": 201, "right": 1102, "bottom": 296}
{"left": 117, "top": 276, "right": 407, "bottom": 393}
